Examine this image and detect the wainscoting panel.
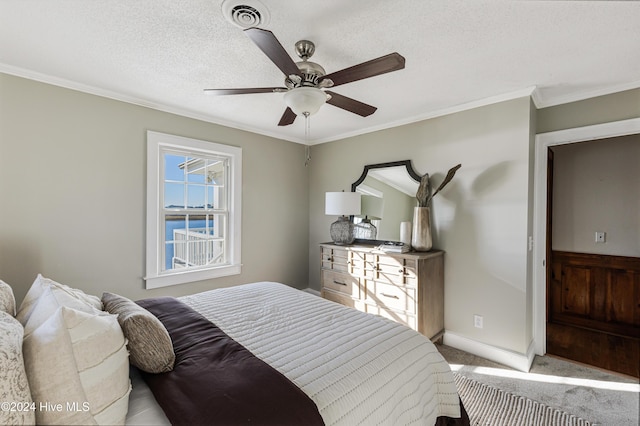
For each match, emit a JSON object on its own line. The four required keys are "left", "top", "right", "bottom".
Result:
{"left": 547, "top": 251, "right": 639, "bottom": 377}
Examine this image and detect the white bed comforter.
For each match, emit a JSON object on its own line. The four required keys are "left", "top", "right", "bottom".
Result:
{"left": 176, "top": 282, "right": 461, "bottom": 426}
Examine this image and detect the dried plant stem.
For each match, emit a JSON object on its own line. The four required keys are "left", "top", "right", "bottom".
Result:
{"left": 416, "top": 164, "right": 461, "bottom": 207}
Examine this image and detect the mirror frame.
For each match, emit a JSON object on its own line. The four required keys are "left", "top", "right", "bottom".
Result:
{"left": 351, "top": 160, "right": 422, "bottom": 244}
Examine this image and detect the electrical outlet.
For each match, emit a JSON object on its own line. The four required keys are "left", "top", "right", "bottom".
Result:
{"left": 474, "top": 315, "right": 483, "bottom": 329}
{"left": 595, "top": 231, "right": 606, "bottom": 243}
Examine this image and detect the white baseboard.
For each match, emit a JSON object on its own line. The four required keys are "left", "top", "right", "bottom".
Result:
{"left": 443, "top": 331, "right": 536, "bottom": 372}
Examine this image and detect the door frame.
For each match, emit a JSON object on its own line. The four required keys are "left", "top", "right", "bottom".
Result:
{"left": 532, "top": 118, "right": 640, "bottom": 356}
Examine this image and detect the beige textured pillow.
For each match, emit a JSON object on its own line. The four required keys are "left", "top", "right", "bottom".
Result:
{"left": 0, "top": 280, "right": 16, "bottom": 316}
{"left": 16, "top": 274, "right": 102, "bottom": 325}
{"left": 102, "top": 292, "right": 175, "bottom": 373}
{"left": 23, "top": 306, "right": 131, "bottom": 425}
{"left": 0, "top": 312, "right": 36, "bottom": 426}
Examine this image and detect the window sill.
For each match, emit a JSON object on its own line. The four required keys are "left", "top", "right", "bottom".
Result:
{"left": 144, "top": 264, "right": 242, "bottom": 289}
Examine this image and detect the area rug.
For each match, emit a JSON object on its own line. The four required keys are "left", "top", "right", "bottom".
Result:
{"left": 453, "top": 373, "right": 593, "bottom": 426}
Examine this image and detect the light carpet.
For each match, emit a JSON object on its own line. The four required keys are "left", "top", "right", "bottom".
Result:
{"left": 454, "top": 373, "right": 592, "bottom": 426}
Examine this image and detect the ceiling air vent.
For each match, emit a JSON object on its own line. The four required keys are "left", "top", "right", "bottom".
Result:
{"left": 221, "top": 0, "right": 270, "bottom": 29}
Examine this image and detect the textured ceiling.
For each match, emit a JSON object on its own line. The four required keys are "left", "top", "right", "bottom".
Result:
{"left": 1, "top": 0, "right": 639, "bottom": 144}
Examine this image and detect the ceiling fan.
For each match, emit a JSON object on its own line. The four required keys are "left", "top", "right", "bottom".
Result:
{"left": 204, "top": 28, "right": 406, "bottom": 126}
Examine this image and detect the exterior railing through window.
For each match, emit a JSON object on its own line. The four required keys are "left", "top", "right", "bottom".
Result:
{"left": 172, "top": 228, "right": 224, "bottom": 268}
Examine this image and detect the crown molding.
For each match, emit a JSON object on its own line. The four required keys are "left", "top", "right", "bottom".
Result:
{"left": 532, "top": 80, "right": 640, "bottom": 109}
{"left": 311, "top": 87, "right": 539, "bottom": 145}
{"left": 0, "top": 64, "right": 298, "bottom": 144}
{"left": 3, "top": 62, "right": 637, "bottom": 146}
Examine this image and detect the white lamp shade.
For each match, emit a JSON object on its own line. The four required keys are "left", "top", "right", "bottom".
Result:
{"left": 325, "top": 192, "right": 361, "bottom": 216}
{"left": 284, "top": 87, "right": 327, "bottom": 116}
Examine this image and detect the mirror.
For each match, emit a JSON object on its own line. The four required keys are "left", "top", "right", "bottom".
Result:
{"left": 351, "top": 160, "right": 421, "bottom": 242}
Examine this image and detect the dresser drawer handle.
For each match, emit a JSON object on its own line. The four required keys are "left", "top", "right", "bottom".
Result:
{"left": 381, "top": 293, "right": 399, "bottom": 299}
{"left": 333, "top": 280, "right": 347, "bottom": 286}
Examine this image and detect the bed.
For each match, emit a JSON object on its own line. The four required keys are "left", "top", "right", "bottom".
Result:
{"left": 2, "top": 276, "right": 469, "bottom": 426}
{"left": 125, "top": 282, "right": 467, "bottom": 425}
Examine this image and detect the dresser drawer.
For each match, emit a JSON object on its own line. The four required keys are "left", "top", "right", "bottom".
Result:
{"left": 322, "top": 290, "right": 366, "bottom": 310}
{"left": 321, "top": 247, "right": 349, "bottom": 271}
{"left": 322, "top": 270, "right": 360, "bottom": 298}
{"left": 366, "top": 304, "right": 417, "bottom": 330}
{"left": 349, "top": 251, "right": 367, "bottom": 275}
{"left": 370, "top": 256, "right": 418, "bottom": 286}
{"left": 322, "top": 248, "right": 367, "bottom": 275}
{"left": 366, "top": 281, "right": 416, "bottom": 313}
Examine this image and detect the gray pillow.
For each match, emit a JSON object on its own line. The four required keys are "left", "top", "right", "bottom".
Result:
{"left": 0, "top": 280, "right": 16, "bottom": 316}
{"left": 102, "top": 292, "right": 175, "bottom": 373}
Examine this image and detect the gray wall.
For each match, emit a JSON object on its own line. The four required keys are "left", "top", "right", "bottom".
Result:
{"left": 552, "top": 135, "right": 640, "bottom": 257}
{"left": 0, "top": 73, "right": 310, "bottom": 304}
{"left": 537, "top": 88, "right": 640, "bottom": 133}
{"left": 309, "top": 97, "right": 536, "bottom": 355}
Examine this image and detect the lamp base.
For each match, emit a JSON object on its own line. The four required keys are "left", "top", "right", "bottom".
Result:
{"left": 354, "top": 218, "right": 377, "bottom": 240}
{"left": 330, "top": 216, "right": 355, "bottom": 245}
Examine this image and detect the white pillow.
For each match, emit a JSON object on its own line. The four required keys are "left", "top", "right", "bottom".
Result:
{"left": 23, "top": 306, "right": 131, "bottom": 425}
{"left": 0, "top": 311, "right": 35, "bottom": 426}
{"left": 23, "top": 285, "right": 98, "bottom": 337}
{"left": 16, "top": 274, "right": 102, "bottom": 325}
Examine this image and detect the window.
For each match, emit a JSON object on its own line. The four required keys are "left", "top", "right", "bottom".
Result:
{"left": 145, "top": 131, "right": 241, "bottom": 288}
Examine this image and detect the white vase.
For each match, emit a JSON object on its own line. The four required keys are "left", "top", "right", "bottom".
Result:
{"left": 400, "top": 221, "right": 412, "bottom": 246}
{"left": 411, "top": 207, "right": 432, "bottom": 251}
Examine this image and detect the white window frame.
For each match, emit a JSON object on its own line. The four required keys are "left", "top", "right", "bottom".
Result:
{"left": 145, "top": 131, "right": 242, "bottom": 289}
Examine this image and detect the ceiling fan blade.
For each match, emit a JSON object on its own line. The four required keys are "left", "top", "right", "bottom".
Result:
{"left": 320, "top": 52, "right": 405, "bottom": 87}
{"left": 277, "top": 107, "right": 297, "bottom": 126}
{"left": 244, "top": 28, "right": 301, "bottom": 77}
{"left": 325, "top": 91, "right": 377, "bottom": 117}
{"left": 203, "top": 87, "right": 287, "bottom": 95}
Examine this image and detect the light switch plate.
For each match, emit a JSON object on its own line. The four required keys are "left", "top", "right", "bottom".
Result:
{"left": 474, "top": 315, "right": 483, "bottom": 329}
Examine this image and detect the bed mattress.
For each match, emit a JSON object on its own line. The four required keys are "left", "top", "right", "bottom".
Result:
{"left": 126, "top": 282, "right": 462, "bottom": 425}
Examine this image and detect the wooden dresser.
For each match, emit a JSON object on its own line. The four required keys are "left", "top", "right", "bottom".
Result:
{"left": 320, "top": 243, "right": 444, "bottom": 341}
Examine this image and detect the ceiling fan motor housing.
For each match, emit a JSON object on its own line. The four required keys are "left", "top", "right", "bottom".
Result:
{"left": 283, "top": 40, "right": 329, "bottom": 89}
{"left": 285, "top": 62, "right": 326, "bottom": 88}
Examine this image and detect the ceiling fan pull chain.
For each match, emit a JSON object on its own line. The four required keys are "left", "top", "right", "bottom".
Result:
{"left": 304, "top": 112, "right": 311, "bottom": 167}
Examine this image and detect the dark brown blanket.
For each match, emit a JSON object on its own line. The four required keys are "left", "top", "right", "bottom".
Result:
{"left": 136, "top": 297, "right": 325, "bottom": 426}
{"left": 436, "top": 400, "right": 470, "bottom": 426}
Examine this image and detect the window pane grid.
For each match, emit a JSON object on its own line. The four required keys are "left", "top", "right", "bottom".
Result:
{"left": 161, "top": 149, "right": 229, "bottom": 274}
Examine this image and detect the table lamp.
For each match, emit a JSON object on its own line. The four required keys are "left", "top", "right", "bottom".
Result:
{"left": 325, "top": 192, "right": 361, "bottom": 245}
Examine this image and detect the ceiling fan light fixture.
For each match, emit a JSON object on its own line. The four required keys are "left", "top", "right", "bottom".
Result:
{"left": 284, "top": 87, "right": 327, "bottom": 116}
